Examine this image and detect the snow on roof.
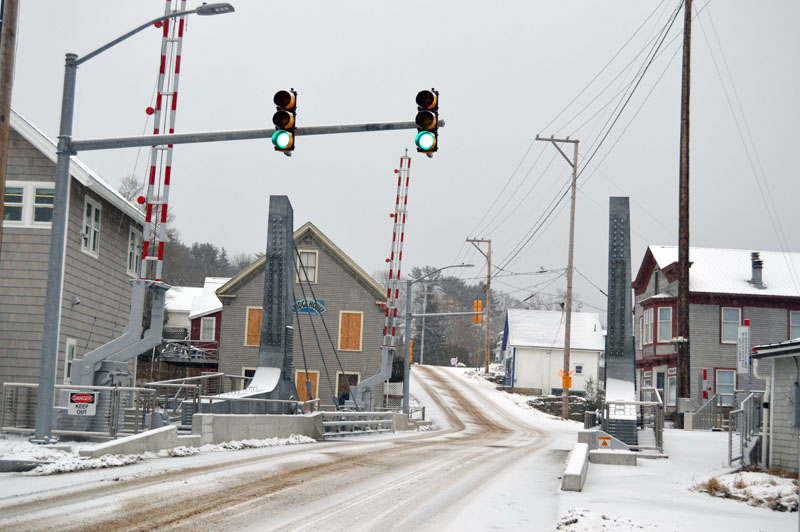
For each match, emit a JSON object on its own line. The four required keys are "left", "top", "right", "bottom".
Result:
{"left": 10, "top": 109, "right": 144, "bottom": 223}
{"left": 189, "top": 277, "right": 230, "bottom": 319}
{"left": 505, "top": 309, "right": 604, "bottom": 351}
{"left": 165, "top": 286, "right": 203, "bottom": 313}
{"left": 649, "top": 245, "right": 800, "bottom": 297}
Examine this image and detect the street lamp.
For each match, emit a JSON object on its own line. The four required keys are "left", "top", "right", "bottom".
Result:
{"left": 34, "top": 4, "right": 234, "bottom": 443}
{"left": 403, "top": 263, "right": 473, "bottom": 414}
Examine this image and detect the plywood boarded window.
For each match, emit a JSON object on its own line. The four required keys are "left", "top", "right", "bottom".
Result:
{"left": 296, "top": 370, "right": 319, "bottom": 403}
{"left": 245, "top": 307, "right": 262, "bottom": 346}
{"left": 339, "top": 311, "right": 363, "bottom": 351}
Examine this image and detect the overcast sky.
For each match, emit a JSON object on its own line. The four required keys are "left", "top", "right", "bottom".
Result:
{"left": 10, "top": 1, "right": 800, "bottom": 315}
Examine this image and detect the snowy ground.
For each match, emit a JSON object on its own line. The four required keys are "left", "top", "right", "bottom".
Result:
{"left": 0, "top": 366, "right": 796, "bottom": 531}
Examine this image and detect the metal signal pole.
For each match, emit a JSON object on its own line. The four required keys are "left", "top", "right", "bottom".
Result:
{"left": 0, "top": 0, "right": 20, "bottom": 258}
{"left": 536, "top": 135, "right": 579, "bottom": 420}
{"left": 467, "top": 238, "right": 491, "bottom": 373}
{"left": 677, "top": 0, "right": 692, "bottom": 417}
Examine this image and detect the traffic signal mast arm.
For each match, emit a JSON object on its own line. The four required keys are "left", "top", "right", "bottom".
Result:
{"left": 70, "top": 120, "right": 446, "bottom": 152}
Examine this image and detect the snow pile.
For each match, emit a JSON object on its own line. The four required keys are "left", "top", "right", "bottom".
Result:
{"left": 0, "top": 433, "right": 315, "bottom": 475}
{"left": 32, "top": 453, "right": 145, "bottom": 475}
{"left": 556, "top": 508, "right": 676, "bottom": 531}
{"left": 198, "top": 434, "right": 315, "bottom": 452}
{"left": 693, "top": 471, "right": 798, "bottom": 512}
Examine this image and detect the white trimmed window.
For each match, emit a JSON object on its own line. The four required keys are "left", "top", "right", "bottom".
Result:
{"left": 127, "top": 226, "right": 143, "bottom": 277}
{"left": 643, "top": 308, "right": 654, "bottom": 345}
{"left": 657, "top": 307, "right": 672, "bottom": 342}
{"left": 64, "top": 338, "right": 77, "bottom": 384}
{"left": 82, "top": 199, "right": 101, "bottom": 256}
{"left": 200, "top": 317, "right": 216, "bottom": 341}
{"left": 721, "top": 307, "right": 741, "bottom": 343}
{"left": 2, "top": 182, "right": 54, "bottom": 227}
{"left": 574, "top": 364, "right": 583, "bottom": 375}
{"left": 791, "top": 311, "right": 800, "bottom": 340}
{"left": 296, "top": 250, "right": 318, "bottom": 283}
{"left": 716, "top": 369, "right": 736, "bottom": 405}
{"left": 643, "top": 370, "right": 652, "bottom": 389}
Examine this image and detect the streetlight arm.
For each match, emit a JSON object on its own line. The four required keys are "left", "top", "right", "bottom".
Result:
{"left": 410, "top": 263, "right": 474, "bottom": 285}
{"left": 76, "top": 4, "right": 233, "bottom": 66}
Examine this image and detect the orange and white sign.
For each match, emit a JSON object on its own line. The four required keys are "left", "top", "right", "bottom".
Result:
{"left": 598, "top": 436, "right": 611, "bottom": 448}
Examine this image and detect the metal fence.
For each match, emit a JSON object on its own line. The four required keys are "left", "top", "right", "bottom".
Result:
{"left": 322, "top": 411, "right": 395, "bottom": 436}
{"left": 1, "top": 382, "right": 157, "bottom": 439}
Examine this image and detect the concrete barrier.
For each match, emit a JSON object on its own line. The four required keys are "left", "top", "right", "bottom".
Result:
{"left": 192, "top": 412, "right": 324, "bottom": 444}
{"left": 79, "top": 425, "right": 179, "bottom": 458}
{"left": 561, "top": 442, "right": 589, "bottom": 491}
{"left": 589, "top": 449, "right": 637, "bottom": 466}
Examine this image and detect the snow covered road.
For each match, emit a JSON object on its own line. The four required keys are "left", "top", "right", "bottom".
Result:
{"left": 0, "top": 365, "right": 575, "bottom": 531}
{"left": 1, "top": 366, "right": 795, "bottom": 531}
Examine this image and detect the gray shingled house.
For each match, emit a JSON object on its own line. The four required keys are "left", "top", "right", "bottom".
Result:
{"left": 215, "top": 222, "right": 386, "bottom": 407}
{"left": 1, "top": 110, "right": 145, "bottom": 386}
{"left": 632, "top": 245, "right": 800, "bottom": 413}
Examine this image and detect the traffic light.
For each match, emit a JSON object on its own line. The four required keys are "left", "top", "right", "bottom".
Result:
{"left": 473, "top": 299, "right": 482, "bottom": 323}
{"left": 272, "top": 89, "right": 297, "bottom": 155}
{"left": 415, "top": 88, "right": 439, "bottom": 156}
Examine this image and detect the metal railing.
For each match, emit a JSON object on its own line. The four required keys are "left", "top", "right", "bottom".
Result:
{"left": 693, "top": 393, "right": 723, "bottom": 430}
{"left": 728, "top": 392, "right": 761, "bottom": 466}
{"left": 197, "top": 395, "right": 319, "bottom": 415}
{"left": 159, "top": 339, "right": 218, "bottom": 362}
{"left": 1, "top": 382, "right": 157, "bottom": 439}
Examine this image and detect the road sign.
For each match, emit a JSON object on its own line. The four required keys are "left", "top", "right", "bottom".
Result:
{"left": 598, "top": 436, "right": 611, "bottom": 448}
{"left": 68, "top": 392, "right": 97, "bottom": 416}
{"left": 562, "top": 376, "right": 572, "bottom": 389}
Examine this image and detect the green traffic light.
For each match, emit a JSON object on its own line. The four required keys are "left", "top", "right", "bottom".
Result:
{"left": 272, "top": 130, "right": 294, "bottom": 150}
{"left": 415, "top": 131, "right": 437, "bottom": 151}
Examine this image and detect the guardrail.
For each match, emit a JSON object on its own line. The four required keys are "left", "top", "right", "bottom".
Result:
{"left": 321, "top": 411, "right": 395, "bottom": 436}
{"left": 1, "top": 382, "right": 157, "bottom": 439}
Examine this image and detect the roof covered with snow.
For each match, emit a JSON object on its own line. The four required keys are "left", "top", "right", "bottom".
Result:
{"left": 505, "top": 309, "right": 604, "bottom": 351}
{"left": 189, "top": 277, "right": 230, "bottom": 319}
{"left": 10, "top": 109, "right": 144, "bottom": 223}
{"left": 647, "top": 246, "right": 800, "bottom": 297}
{"left": 165, "top": 286, "right": 204, "bottom": 314}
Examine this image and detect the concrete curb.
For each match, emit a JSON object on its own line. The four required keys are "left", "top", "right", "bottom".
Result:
{"left": 561, "top": 442, "right": 589, "bottom": 491}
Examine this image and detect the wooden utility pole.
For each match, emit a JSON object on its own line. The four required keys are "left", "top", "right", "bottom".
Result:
{"left": 0, "top": 0, "right": 20, "bottom": 256}
{"left": 536, "top": 135, "right": 579, "bottom": 420}
{"left": 467, "top": 238, "right": 491, "bottom": 373}
{"left": 677, "top": 0, "right": 692, "bottom": 415}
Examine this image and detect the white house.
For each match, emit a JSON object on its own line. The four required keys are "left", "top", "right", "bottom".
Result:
{"left": 502, "top": 309, "right": 604, "bottom": 395}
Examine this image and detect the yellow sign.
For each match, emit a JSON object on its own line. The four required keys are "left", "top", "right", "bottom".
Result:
{"left": 562, "top": 376, "right": 572, "bottom": 389}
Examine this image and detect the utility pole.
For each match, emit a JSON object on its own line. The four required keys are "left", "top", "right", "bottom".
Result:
{"left": 535, "top": 135, "right": 579, "bottom": 420}
{"left": 0, "top": 0, "right": 20, "bottom": 257}
{"left": 677, "top": 0, "right": 692, "bottom": 423}
{"left": 467, "top": 238, "right": 491, "bottom": 373}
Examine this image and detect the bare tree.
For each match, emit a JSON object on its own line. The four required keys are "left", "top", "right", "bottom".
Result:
{"left": 118, "top": 175, "right": 144, "bottom": 204}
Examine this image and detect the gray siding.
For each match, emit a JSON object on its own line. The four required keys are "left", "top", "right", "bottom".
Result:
{"left": 635, "top": 264, "right": 796, "bottom": 410}
{"left": 219, "top": 231, "right": 384, "bottom": 406}
{"left": 770, "top": 357, "right": 800, "bottom": 473}
{"left": 1, "top": 129, "right": 140, "bottom": 386}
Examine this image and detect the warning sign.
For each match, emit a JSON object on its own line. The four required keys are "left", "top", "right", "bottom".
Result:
{"left": 598, "top": 436, "right": 611, "bottom": 448}
{"left": 68, "top": 392, "right": 97, "bottom": 416}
